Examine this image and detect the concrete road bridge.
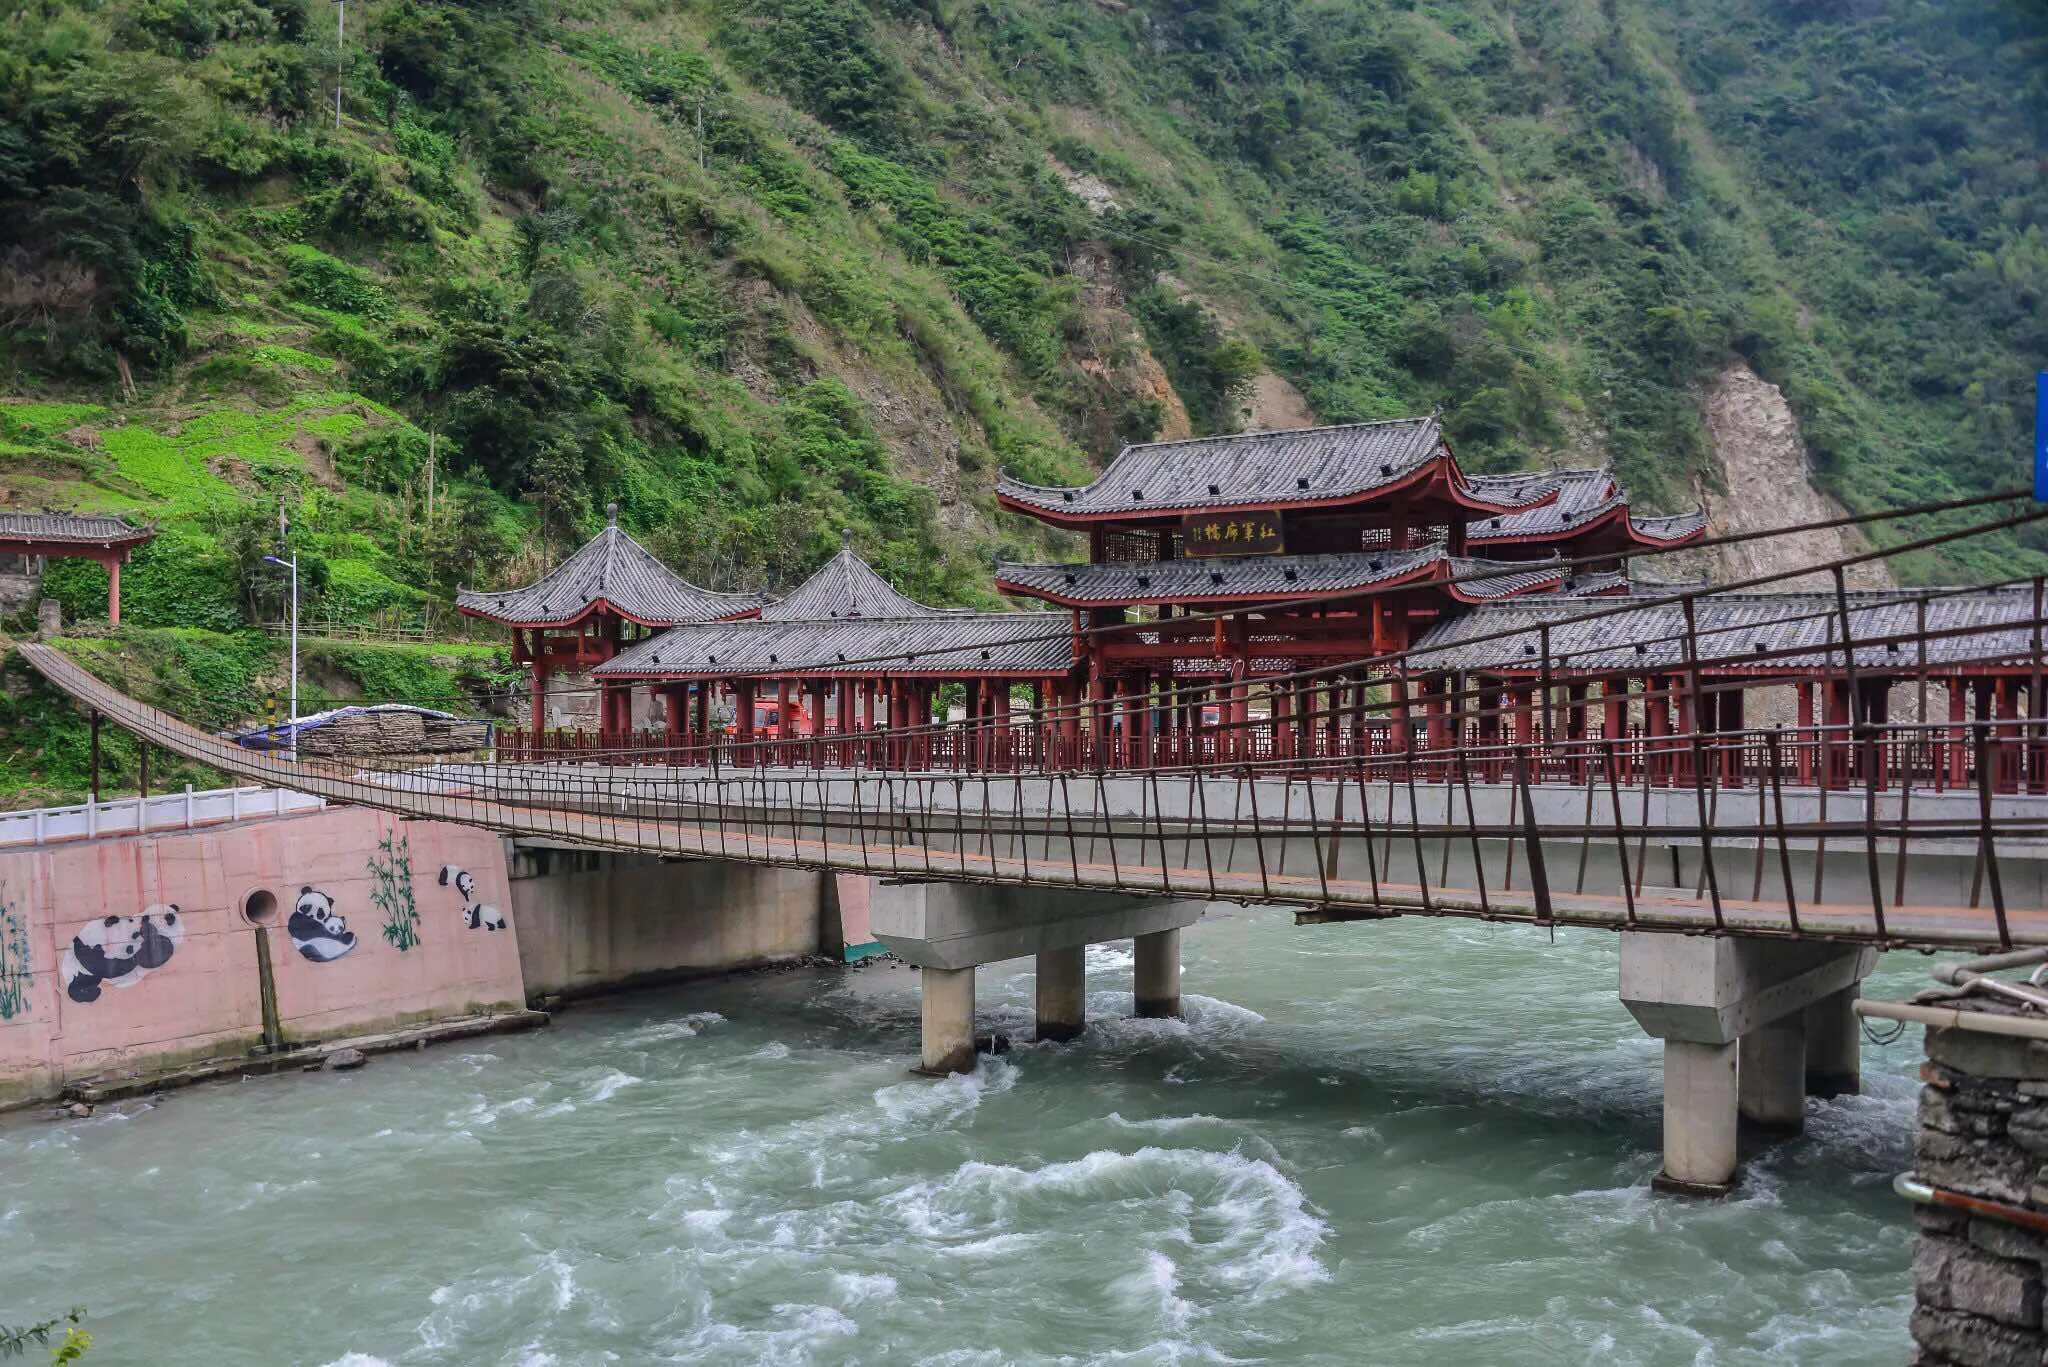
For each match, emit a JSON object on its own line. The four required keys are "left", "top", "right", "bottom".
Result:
{"left": 22, "top": 641, "right": 2048, "bottom": 1195}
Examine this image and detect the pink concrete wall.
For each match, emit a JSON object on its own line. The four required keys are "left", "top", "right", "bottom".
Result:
{"left": 0, "top": 808, "right": 524, "bottom": 1107}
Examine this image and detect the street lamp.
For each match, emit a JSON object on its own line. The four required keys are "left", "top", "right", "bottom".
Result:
{"left": 263, "top": 502, "right": 299, "bottom": 760}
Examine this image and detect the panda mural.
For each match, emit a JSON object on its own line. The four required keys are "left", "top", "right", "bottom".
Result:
{"left": 61, "top": 905, "right": 184, "bottom": 1004}
{"left": 287, "top": 887, "right": 358, "bottom": 963}
{"left": 437, "top": 865, "right": 507, "bottom": 932}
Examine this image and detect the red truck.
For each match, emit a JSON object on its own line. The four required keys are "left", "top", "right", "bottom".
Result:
{"left": 726, "top": 696, "right": 816, "bottom": 738}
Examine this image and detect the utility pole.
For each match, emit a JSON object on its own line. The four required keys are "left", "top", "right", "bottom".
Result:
{"left": 263, "top": 497, "right": 300, "bottom": 761}
{"left": 335, "top": 0, "right": 346, "bottom": 130}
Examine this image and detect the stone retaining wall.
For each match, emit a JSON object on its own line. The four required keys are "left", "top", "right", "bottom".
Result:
{"left": 1912, "top": 1015, "right": 2048, "bottom": 1365}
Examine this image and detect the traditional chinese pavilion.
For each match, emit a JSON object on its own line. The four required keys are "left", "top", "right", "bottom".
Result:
{"left": 457, "top": 506, "right": 763, "bottom": 734}
{"left": 484, "top": 416, "right": 1723, "bottom": 765}
{"left": 0, "top": 512, "right": 155, "bottom": 625}
{"left": 989, "top": 417, "right": 1707, "bottom": 759}
{"left": 595, "top": 536, "right": 1070, "bottom": 759}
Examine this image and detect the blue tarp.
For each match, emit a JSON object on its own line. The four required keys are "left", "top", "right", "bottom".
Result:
{"left": 231, "top": 703, "right": 489, "bottom": 752}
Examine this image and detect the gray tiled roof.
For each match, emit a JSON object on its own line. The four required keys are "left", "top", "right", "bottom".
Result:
{"left": 999, "top": 547, "right": 1440, "bottom": 604}
{"left": 0, "top": 512, "right": 152, "bottom": 546}
{"left": 761, "top": 544, "right": 960, "bottom": 621}
{"left": 1463, "top": 467, "right": 1706, "bottom": 547}
{"left": 596, "top": 613, "right": 1073, "bottom": 679}
{"left": 1556, "top": 568, "right": 1631, "bottom": 596}
{"left": 1629, "top": 509, "right": 1710, "bottom": 543}
{"left": 1465, "top": 468, "right": 1620, "bottom": 541}
{"left": 998, "top": 417, "right": 1555, "bottom": 519}
{"left": 457, "top": 513, "right": 762, "bottom": 628}
{"left": 1410, "top": 586, "right": 2042, "bottom": 674}
{"left": 997, "top": 548, "right": 1569, "bottom": 607}
{"left": 1446, "top": 557, "right": 1573, "bottom": 600}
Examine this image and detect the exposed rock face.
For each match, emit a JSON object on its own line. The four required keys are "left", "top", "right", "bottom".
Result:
{"left": 1237, "top": 372, "right": 1316, "bottom": 433}
{"left": 293, "top": 710, "right": 491, "bottom": 758}
{"left": 1066, "top": 243, "right": 1192, "bottom": 451}
{"left": 1697, "top": 360, "right": 1894, "bottom": 592}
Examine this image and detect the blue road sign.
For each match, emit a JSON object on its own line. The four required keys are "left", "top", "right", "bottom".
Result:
{"left": 2038, "top": 371, "right": 2048, "bottom": 502}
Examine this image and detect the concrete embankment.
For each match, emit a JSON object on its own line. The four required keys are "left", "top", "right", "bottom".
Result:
{"left": 0, "top": 798, "right": 852, "bottom": 1108}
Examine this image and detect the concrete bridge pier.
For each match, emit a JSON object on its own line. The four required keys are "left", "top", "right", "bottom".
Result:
{"left": 1738, "top": 1018, "right": 1806, "bottom": 1135}
{"left": 1621, "top": 932, "right": 1876, "bottom": 1195}
{"left": 1036, "top": 947, "right": 1086, "bottom": 1042}
{"left": 870, "top": 881, "right": 1205, "bottom": 1073}
{"left": 920, "top": 966, "right": 978, "bottom": 1075}
{"left": 1134, "top": 929, "right": 1181, "bottom": 1018}
{"left": 1803, "top": 988, "right": 1862, "bottom": 1097}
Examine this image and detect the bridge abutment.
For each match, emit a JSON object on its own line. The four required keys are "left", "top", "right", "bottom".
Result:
{"left": 1622, "top": 931, "right": 1876, "bottom": 1195}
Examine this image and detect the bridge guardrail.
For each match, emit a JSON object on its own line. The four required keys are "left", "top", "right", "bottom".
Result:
{"left": 0, "top": 786, "right": 325, "bottom": 848}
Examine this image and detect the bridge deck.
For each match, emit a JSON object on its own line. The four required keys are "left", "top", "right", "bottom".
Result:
{"left": 21, "top": 643, "right": 2040, "bottom": 950}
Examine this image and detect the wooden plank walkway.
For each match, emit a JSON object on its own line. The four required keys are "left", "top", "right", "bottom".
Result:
{"left": 22, "top": 643, "right": 2037, "bottom": 950}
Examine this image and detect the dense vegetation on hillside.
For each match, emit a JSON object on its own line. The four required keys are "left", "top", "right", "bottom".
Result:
{"left": 0, "top": 0, "right": 2044, "bottom": 796}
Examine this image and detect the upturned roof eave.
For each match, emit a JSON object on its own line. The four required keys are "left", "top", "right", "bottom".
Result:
{"left": 455, "top": 596, "right": 762, "bottom": 631}
{"left": 992, "top": 571, "right": 1443, "bottom": 611}
{"left": 996, "top": 454, "right": 1557, "bottom": 527}
{"left": 1625, "top": 510, "right": 1710, "bottom": 547}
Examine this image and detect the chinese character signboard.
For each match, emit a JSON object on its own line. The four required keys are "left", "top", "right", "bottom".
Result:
{"left": 1181, "top": 510, "right": 1286, "bottom": 556}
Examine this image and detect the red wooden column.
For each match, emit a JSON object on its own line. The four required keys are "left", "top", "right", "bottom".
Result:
{"left": 1825, "top": 680, "right": 1854, "bottom": 790}
{"left": 100, "top": 552, "right": 123, "bottom": 627}
{"left": 1324, "top": 678, "right": 1344, "bottom": 761}
{"left": 1946, "top": 678, "right": 1968, "bottom": 789}
{"left": 1644, "top": 675, "right": 1670, "bottom": 788}
{"left": 1271, "top": 683, "right": 1292, "bottom": 761}
{"left": 773, "top": 678, "right": 793, "bottom": 763}
{"left": 1719, "top": 686, "right": 1746, "bottom": 785}
{"left": 1565, "top": 683, "right": 1589, "bottom": 783}
{"left": 1389, "top": 672, "right": 1412, "bottom": 762}
{"left": 1602, "top": 680, "right": 1628, "bottom": 784}
{"left": 1424, "top": 676, "right": 1450, "bottom": 756}
{"left": 1998, "top": 678, "right": 2022, "bottom": 794}
{"left": 736, "top": 679, "right": 757, "bottom": 767}
{"left": 856, "top": 680, "right": 872, "bottom": 767}
{"left": 1138, "top": 672, "right": 1155, "bottom": 770}
{"left": 1859, "top": 678, "right": 1891, "bottom": 790}
{"left": 809, "top": 680, "right": 830, "bottom": 767}
{"left": 664, "top": 683, "right": 685, "bottom": 751}
{"left": 835, "top": 681, "right": 852, "bottom": 765}
{"left": 530, "top": 654, "right": 549, "bottom": 736}
{"left": 1228, "top": 658, "right": 1249, "bottom": 764}
{"left": 982, "top": 677, "right": 996, "bottom": 766}
{"left": 994, "top": 681, "right": 1012, "bottom": 770}
{"left": 1087, "top": 671, "right": 1108, "bottom": 769}
{"left": 1795, "top": 682, "right": 1815, "bottom": 786}
{"left": 1475, "top": 679, "right": 1501, "bottom": 780}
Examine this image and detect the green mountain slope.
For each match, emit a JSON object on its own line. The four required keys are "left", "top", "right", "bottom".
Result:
{"left": 1, "top": 0, "right": 2044, "bottom": 798}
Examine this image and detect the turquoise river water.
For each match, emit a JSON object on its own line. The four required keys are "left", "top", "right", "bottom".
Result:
{"left": 1, "top": 908, "right": 1931, "bottom": 1365}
